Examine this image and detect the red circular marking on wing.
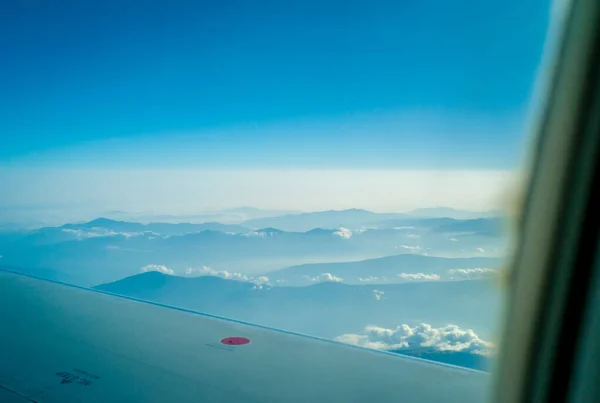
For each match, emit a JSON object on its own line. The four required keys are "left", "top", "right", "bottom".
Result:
{"left": 221, "top": 337, "right": 250, "bottom": 346}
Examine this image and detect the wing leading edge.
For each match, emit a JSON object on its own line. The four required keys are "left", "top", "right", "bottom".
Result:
{"left": 0, "top": 269, "right": 488, "bottom": 402}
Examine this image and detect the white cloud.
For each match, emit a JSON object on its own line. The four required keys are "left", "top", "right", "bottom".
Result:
{"left": 393, "top": 226, "right": 415, "bottom": 230}
{"left": 372, "top": 289, "right": 384, "bottom": 300}
{"left": 241, "top": 229, "right": 281, "bottom": 237}
{"left": 185, "top": 266, "right": 271, "bottom": 288}
{"left": 251, "top": 276, "right": 270, "bottom": 290}
{"left": 358, "top": 276, "right": 381, "bottom": 283}
{"left": 62, "top": 228, "right": 117, "bottom": 239}
{"left": 476, "top": 247, "right": 485, "bottom": 253}
{"left": 406, "top": 234, "right": 421, "bottom": 239}
{"left": 186, "top": 266, "right": 249, "bottom": 280}
{"left": 240, "top": 231, "right": 267, "bottom": 237}
{"left": 333, "top": 227, "right": 352, "bottom": 239}
{"left": 397, "top": 245, "right": 422, "bottom": 251}
{"left": 62, "top": 227, "right": 153, "bottom": 240}
{"left": 303, "top": 273, "right": 344, "bottom": 283}
{"left": 275, "top": 279, "right": 287, "bottom": 284}
{"left": 448, "top": 238, "right": 458, "bottom": 242}
{"left": 336, "top": 323, "right": 495, "bottom": 356}
{"left": 448, "top": 268, "right": 498, "bottom": 279}
{"left": 398, "top": 273, "right": 440, "bottom": 281}
{"left": 141, "top": 264, "right": 175, "bottom": 275}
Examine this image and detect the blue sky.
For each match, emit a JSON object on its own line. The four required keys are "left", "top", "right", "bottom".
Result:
{"left": 0, "top": 1, "right": 553, "bottom": 216}
{"left": 1, "top": 0, "right": 551, "bottom": 169}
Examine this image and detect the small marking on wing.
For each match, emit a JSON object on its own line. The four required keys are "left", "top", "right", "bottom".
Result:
{"left": 221, "top": 337, "right": 250, "bottom": 346}
{"left": 55, "top": 369, "right": 99, "bottom": 386}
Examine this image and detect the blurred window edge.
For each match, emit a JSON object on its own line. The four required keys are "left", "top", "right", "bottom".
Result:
{"left": 494, "top": 0, "right": 600, "bottom": 402}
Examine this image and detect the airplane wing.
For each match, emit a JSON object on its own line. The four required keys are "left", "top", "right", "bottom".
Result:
{"left": 0, "top": 269, "right": 488, "bottom": 402}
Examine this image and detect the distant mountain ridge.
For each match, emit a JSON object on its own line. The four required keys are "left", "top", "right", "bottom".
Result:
{"left": 407, "top": 207, "right": 502, "bottom": 220}
{"left": 242, "top": 208, "right": 402, "bottom": 232}
{"left": 102, "top": 206, "right": 299, "bottom": 224}
{"left": 267, "top": 253, "right": 504, "bottom": 285}
{"left": 62, "top": 218, "right": 249, "bottom": 236}
{"left": 0, "top": 214, "right": 509, "bottom": 286}
{"left": 243, "top": 208, "right": 505, "bottom": 232}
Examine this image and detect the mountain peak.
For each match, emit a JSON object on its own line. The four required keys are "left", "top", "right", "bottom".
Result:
{"left": 256, "top": 227, "right": 284, "bottom": 233}
{"left": 323, "top": 208, "right": 372, "bottom": 214}
{"left": 86, "top": 217, "right": 122, "bottom": 226}
{"left": 408, "top": 207, "right": 501, "bottom": 219}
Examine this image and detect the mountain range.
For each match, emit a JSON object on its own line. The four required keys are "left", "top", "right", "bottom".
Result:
{"left": 407, "top": 207, "right": 502, "bottom": 220}
{"left": 242, "top": 208, "right": 504, "bottom": 232}
{"left": 102, "top": 206, "right": 299, "bottom": 224}
{"left": 0, "top": 214, "right": 508, "bottom": 286}
{"left": 242, "top": 209, "right": 403, "bottom": 231}
{"left": 268, "top": 253, "right": 503, "bottom": 286}
{"left": 0, "top": 206, "right": 507, "bottom": 371}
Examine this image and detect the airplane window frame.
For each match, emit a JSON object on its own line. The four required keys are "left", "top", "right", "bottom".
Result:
{"left": 493, "top": 0, "right": 600, "bottom": 402}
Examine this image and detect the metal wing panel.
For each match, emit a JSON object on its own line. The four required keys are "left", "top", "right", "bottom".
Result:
{"left": 0, "top": 270, "right": 488, "bottom": 402}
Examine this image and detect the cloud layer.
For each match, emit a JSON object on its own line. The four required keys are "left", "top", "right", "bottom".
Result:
{"left": 303, "top": 273, "right": 344, "bottom": 283}
{"left": 372, "top": 289, "right": 384, "bottom": 300}
{"left": 63, "top": 227, "right": 155, "bottom": 239}
{"left": 397, "top": 245, "right": 422, "bottom": 251}
{"left": 358, "top": 276, "right": 380, "bottom": 283}
{"left": 357, "top": 273, "right": 441, "bottom": 283}
{"left": 336, "top": 323, "right": 495, "bottom": 356}
{"left": 398, "top": 273, "right": 440, "bottom": 281}
{"left": 185, "top": 266, "right": 270, "bottom": 288}
{"left": 141, "top": 264, "right": 175, "bottom": 275}
{"left": 448, "top": 268, "right": 498, "bottom": 279}
{"left": 333, "top": 227, "right": 353, "bottom": 239}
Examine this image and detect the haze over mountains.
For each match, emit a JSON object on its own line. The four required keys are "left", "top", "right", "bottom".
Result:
{"left": 102, "top": 206, "right": 300, "bottom": 225}
{"left": 267, "top": 254, "right": 502, "bottom": 286}
{"left": 242, "top": 207, "right": 503, "bottom": 232}
{"left": 0, "top": 205, "right": 300, "bottom": 229}
{"left": 407, "top": 207, "right": 502, "bottom": 220}
{"left": 0, "top": 209, "right": 508, "bottom": 286}
{"left": 0, "top": 205, "right": 501, "bottom": 229}
{"left": 0, "top": 206, "right": 507, "bottom": 370}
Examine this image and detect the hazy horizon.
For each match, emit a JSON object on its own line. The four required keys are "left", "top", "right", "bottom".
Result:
{"left": 0, "top": 168, "right": 517, "bottom": 226}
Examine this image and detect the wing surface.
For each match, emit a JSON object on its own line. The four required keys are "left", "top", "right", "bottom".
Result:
{"left": 0, "top": 269, "right": 488, "bottom": 402}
